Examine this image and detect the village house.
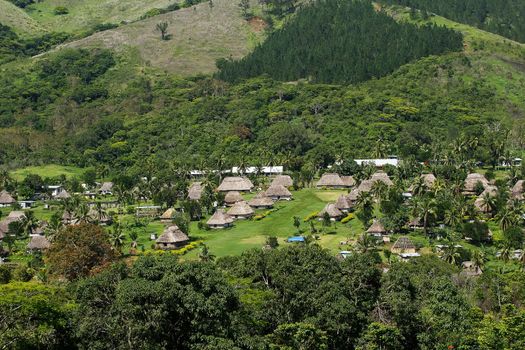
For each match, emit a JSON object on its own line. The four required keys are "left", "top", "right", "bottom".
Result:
{"left": 335, "top": 194, "right": 353, "bottom": 212}
{"left": 317, "top": 203, "right": 343, "bottom": 221}
{"left": 341, "top": 176, "right": 356, "bottom": 187}
{"left": 228, "top": 201, "right": 254, "bottom": 220}
{"left": 461, "top": 261, "right": 483, "bottom": 277}
{"left": 370, "top": 171, "right": 394, "bottom": 186}
{"left": 224, "top": 191, "right": 244, "bottom": 206}
{"left": 316, "top": 173, "right": 345, "bottom": 189}
{"left": 27, "top": 235, "right": 51, "bottom": 252}
{"left": 155, "top": 224, "right": 189, "bottom": 250}
{"left": 511, "top": 180, "right": 524, "bottom": 200}
{"left": 271, "top": 175, "right": 293, "bottom": 188}
{"left": 218, "top": 177, "right": 254, "bottom": 192}
{"left": 265, "top": 184, "right": 293, "bottom": 201}
{"left": 160, "top": 208, "right": 176, "bottom": 223}
{"left": 463, "top": 173, "right": 490, "bottom": 195}
{"left": 248, "top": 192, "right": 274, "bottom": 209}
{"left": 207, "top": 209, "right": 234, "bottom": 229}
{"left": 0, "top": 190, "right": 16, "bottom": 207}
{"left": 366, "top": 219, "right": 387, "bottom": 237}
{"left": 391, "top": 236, "right": 417, "bottom": 254}
{"left": 98, "top": 182, "right": 114, "bottom": 195}
{"left": 188, "top": 182, "right": 203, "bottom": 200}
{"left": 0, "top": 211, "right": 26, "bottom": 240}
{"left": 355, "top": 157, "right": 399, "bottom": 167}
{"left": 55, "top": 190, "right": 71, "bottom": 200}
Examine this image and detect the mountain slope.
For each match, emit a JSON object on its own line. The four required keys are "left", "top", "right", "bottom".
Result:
{"left": 0, "top": 0, "right": 46, "bottom": 36}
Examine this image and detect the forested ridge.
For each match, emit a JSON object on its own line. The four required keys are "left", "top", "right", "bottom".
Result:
{"left": 217, "top": 0, "right": 463, "bottom": 84}
{"left": 381, "top": 0, "right": 525, "bottom": 43}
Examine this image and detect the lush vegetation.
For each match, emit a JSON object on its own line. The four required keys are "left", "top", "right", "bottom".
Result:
{"left": 382, "top": 0, "right": 525, "bottom": 43}
{"left": 217, "top": 0, "right": 463, "bottom": 83}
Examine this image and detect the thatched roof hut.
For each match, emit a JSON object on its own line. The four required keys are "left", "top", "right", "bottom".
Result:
{"left": 159, "top": 208, "right": 176, "bottom": 223}
{"left": 371, "top": 171, "right": 393, "bottom": 186}
{"left": 474, "top": 185, "right": 498, "bottom": 214}
{"left": 55, "top": 190, "right": 71, "bottom": 200}
{"left": 7, "top": 211, "right": 25, "bottom": 220}
{"left": 99, "top": 182, "right": 113, "bottom": 194}
{"left": 271, "top": 175, "right": 293, "bottom": 188}
{"left": 88, "top": 209, "right": 112, "bottom": 225}
{"left": 228, "top": 201, "right": 254, "bottom": 219}
{"left": 217, "top": 177, "right": 254, "bottom": 192}
{"left": 335, "top": 195, "right": 352, "bottom": 212}
{"left": 408, "top": 217, "right": 423, "bottom": 229}
{"left": 341, "top": 176, "right": 356, "bottom": 187}
{"left": 27, "top": 235, "right": 51, "bottom": 251}
{"left": 265, "top": 184, "right": 292, "bottom": 200}
{"left": 511, "top": 180, "right": 524, "bottom": 200}
{"left": 316, "top": 173, "right": 345, "bottom": 188}
{"left": 366, "top": 220, "right": 387, "bottom": 236}
{"left": 188, "top": 182, "right": 203, "bottom": 200}
{"left": 207, "top": 209, "right": 234, "bottom": 228}
{"left": 155, "top": 225, "right": 189, "bottom": 250}
{"left": 357, "top": 180, "right": 374, "bottom": 193}
{"left": 391, "top": 236, "right": 416, "bottom": 254}
{"left": 248, "top": 192, "right": 274, "bottom": 209}
{"left": 224, "top": 191, "right": 244, "bottom": 206}
{"left": 461, "top": 261, "right": 482, "bottom": 276}
{"left": 421, "top": 173, "right": 437, "bottom": 188}
{"left": 347, "top": 188, "right": 361, "bottom": 203}
{"left": 317, "top": 203, "right": 343, "bottom": 220}
{"left": 463, "top": 173, "right": 489, "bottom": 195}
{"left": 0, "top": 190, "right": 15, "bottom": 206}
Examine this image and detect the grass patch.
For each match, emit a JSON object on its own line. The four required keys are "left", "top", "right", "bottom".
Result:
{"left": 10, "top": 164, "right": 84, "bottom": 180}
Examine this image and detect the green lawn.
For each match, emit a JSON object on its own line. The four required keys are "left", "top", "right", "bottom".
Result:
{"left": 10, "top": 164, "right": 84, "bottom": 181}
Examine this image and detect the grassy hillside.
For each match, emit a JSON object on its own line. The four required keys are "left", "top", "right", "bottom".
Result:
{"left": 22, "top": 0, "right": 177, "bottom": 33}
{"left": 0, "top": 0, "right": 46, "bottom": 36}
{"left": 59, "top": 0, "right": 263, "bottom": 75}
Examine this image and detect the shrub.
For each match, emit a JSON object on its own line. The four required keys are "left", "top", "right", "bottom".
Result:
{"left": 341, "top": 213, "right": 354, "bottom": 224}
{"left": 253, "top": 210, "right": 273, "bottom": 221}
{"left": 0, "top": 265, "right": 11, "bottom": 284}
{"left": 303, "top": 211, "right": 319, "bottom": 222}
{"left": 54, "top": 6, "right": 69, "bottom": 15}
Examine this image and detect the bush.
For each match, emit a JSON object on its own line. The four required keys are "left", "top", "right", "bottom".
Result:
{"left": 341, "top": 213, "right": 354, "bottom": 224}
{"left": 0, "top": 265, "right": 11, "bottom": 284}
{"left": 54, "top": 6, "right": 69, "bottom": 15}
{"left": 303, "top": 211, "right": 319, "bottom": 222}
{"left": 13, "top": 266, "right": 33, "bottom": 282}
{"left": 253, "top": 210, "right": 273, "bottom": 221}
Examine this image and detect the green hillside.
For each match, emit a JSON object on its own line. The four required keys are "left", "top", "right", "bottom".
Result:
{"left": 0, "top": 0, "right": 45, "bottom": 36}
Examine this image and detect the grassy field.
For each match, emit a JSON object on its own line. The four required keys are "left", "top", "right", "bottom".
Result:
{"left": 23, "top": 0, "right": 176, "bottom": 34}
{"left": 60, "top": 0, "right": 265, "bottom": 75}
{"left": 0, "top": 0, "right": 46, "bottom": 36}
{"left": 10, "top": 164, "right": 84, "bottom": 180}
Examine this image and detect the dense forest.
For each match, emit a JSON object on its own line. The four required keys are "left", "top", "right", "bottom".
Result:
{"left": 3, "top": 242, "right": 525, "bottom": 349}
{"left": 382, "top": 0, "right": 525, "bottom": 43}
{"left": 217, "top": 0, "right": 463, "bottom": 83}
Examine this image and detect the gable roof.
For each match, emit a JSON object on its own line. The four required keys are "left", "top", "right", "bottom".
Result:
{"left": 224, "top": 191, "right": 243, "bottom": 204}
{"left": 392, "top": 236, "right": 415, "bottom": 251}
{"left": 160, "top": 208, "right": 176, "bottom": 220}
{"left": 357, "top": 179, "right": 374, "bottom": 192}
{"left": 207, "top": 209, "right": 234, "bottom": 226}
{"left": 511, "top": 180, "right": 524, "bottom": 200}
{"left": 335, "top": 195, "right": 352, "bottom": 210}
{"left": 464, "top": 173, "right": 489, "bottom": 193}
{"left": 366, "top": 220, "right": 386, "bottom": 234}
{"left": 99, "top": 182, "right": 114, "bottom": 192}
{"left": 265, "top": 184, "right": 292, "bottom": 198}
{"left": 341, "top": 176, "right": 356, "bottom": 187}
{"left": 421, "top": 173, "right": 437, "bottom": 187}
{"left": 248, "top": 193, "right": 274, "bottom": 207}
{"left": 27, "top": 235, "right": 51, "bottom": 250}
{"left": 55, "top": 190, "right": 71, "bottom": 199}
{"left": 318, "top": 203, "right": 343, "bottom": 218}
{"left": 370, "top": 171, "right": 393, "bottom": 186}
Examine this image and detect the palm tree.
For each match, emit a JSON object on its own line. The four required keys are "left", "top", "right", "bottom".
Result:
{"left": 471, "top": 250, "right": 486, "bottom": 272}
{"left": 444, "top": 208, "right": 462, "bottom": 230}
{"left": 499, "top": 243, "right": 513, "bottom": 263}
{"left": 21, "top": 211, "right": 39, "bottom": 236}
{"left": 354, "top": 233, "right": 377, "bottom": 254}
{"left": 75, "top": 203, "right": 91, "bottom": 223}
{"left": 411, "top": 176, "right": 427, "bottom": 197}
{"left": 497, "top": 207, "right": 519, "bottom": 231}
{"left": 442, "top": 244, "right": 461, "bottom": 266}
{"left": 416, "top": 195, "right": 437, "bottom": 235}
{"left": 518, "top": 249, "right": 525, "bottom": 271}
{"left": 479, "top": 192, "right": 497, "bottom": 217}
{"left": 199, "top": 244, "right": 215, "bottom": 262}
{"left": 371, "top": 181, "right": 388, "bottom": 203}
{"left": 109, "top": 223, "right": 125, "bottom": 253}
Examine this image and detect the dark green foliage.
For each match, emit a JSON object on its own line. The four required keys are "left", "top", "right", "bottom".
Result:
{"left": 382, "top": 0, "right": 525, "bottom": 43}
{"left": 462, "top": 220, "right": 490, "bottom": 243}
{"left": 6, "top": 0, "right": 33, "bottom": 8}
{"left": 217, "top": 0, "right": 463, "bottom": 83}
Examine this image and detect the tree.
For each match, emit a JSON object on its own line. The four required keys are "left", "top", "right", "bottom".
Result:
{"left": 415, "top": 195, "right": 437, "bottom": 235}
{"left": 239, "top": 0, "right": 251, "bottom": 19}
{"left": 108, "top": 222, "right": 125, "bottom": 253}
{"left": 293, "top": 216, "right": 301, "bottom": 233}
{"left": 269, "top": 322, "right": 328, "bottom": 350}
{"left": 356, "top": 322, "right": 404, "bottom": 350}
{"left": 46, "top": 223, "right": 117, "bottom": 281}
{"left": 156, "top": 21, "right": 169, "bottom": 40}
{"left": 199, "top": 244, "right": 215, "bottom": 262}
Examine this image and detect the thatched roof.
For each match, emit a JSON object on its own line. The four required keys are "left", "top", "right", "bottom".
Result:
{"left": 318, "top": 203, "right": 343, "bottom": 218}
{"left": 421, "top": 173, "right": 437, "bottom": 188}
{"left": 316, "top": 173, "right": 344, "bottom": 187}
{"left": 357, "top": 179, "right": 374, "bottom": 193}
{"left": 341, "top": 176, "right": 356, "bottom": 187}
{"left": 392, "top": 236, "right": 415, "bottom": 251}
{"left": 474, "top": 197, "right": 491, "bottom": 213}
{"left": 408, "top": 217, "right": 422, "bottom": 227}
{"left": 511, "top": 180, "right": 524, "bottom": 200}
{"left": 367, "top": 220, "right": 386, "bottom": 234}
{"left": 188, "top": 182, "right": 203, "bottom": 200}
{"left": 156, "top": 225, "right": 189, "bottom": 244}
{"left": 160, "top": 208, "right": 176, "bottom": 220}
{"left": 463, "top": 173, "right": 489, "bottom": 193}
{"left": 371, "top": 171, "right": 393, "bottom": 186}
{"left": 347, "top": 188, "right": 361, "bottom": 201}
{"left": 0, "top": 190, "right": 15, "bottom": 205}
{"left": 7, "top": 211, "right": 25, "bottom": 220}
{"left": 265, "top": 184, "right": 292, "bottom": 198}
{"left": 228, "top": 201, "right": 254, "bottom": 217}
{"left": 207, "top": 209, "right": 234, "bottom": 226}
{"left": 248, "top": 192, "right": 274, "bottom": 208}
{"left": 55, "top": 190, "right": 71, "bottom": 199}
{"left": 224, "top": 191, "right": 243, "bottom": 204}
{"left": 335, "top": 195, "right": 352, "bottom": 210}
{"left": 99, "top": 182, "right": 113, "bottom": 192}
{"left": 271, "top": 175, "right": 293, "bottom": 188}
{"left": 88, "top": 209, "right": 112, "bottom": 223}
{"left": 27, "top": 235, "right": 51, "bottom": 250}
{"left": 217, "top": 177, "right": 254, "bottom": 192}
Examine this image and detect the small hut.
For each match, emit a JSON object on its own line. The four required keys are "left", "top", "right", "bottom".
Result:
{"left": 188, "top": 182, "right": 203, "bottom": 201}
{"left": 155, "top": 225, "right": 189, "bottom": 250}
{"left": 217, "top": 177, "right": 254, "bottom": 192}
{"left": 271, "top": 175, "right": 293, "bottom": 188}
{"left": 366, "top": 220, "right": 387, "bottom": 237}
{"left": 265, "top": 184, "right": 292, "bottom": 201}
{"left": 88, "top": 209, "right": 113, "bottom": 225}
{"left": 207, "top": 209, "right": 234, "bottom": 229}
{"left": 316, "top": 173, "right": 345, "bottom": 189}
{"left": 0, "top": 190, "right": 15, "bottom": 207}
{"left": 99, "top": 182, "right": 114, "bottom": 195}
{"left": 224, "top": 191, "right": 244, "bottom": 206}
{"left": 317, "top": 203, "right": 343, "bottom": 221}
{"left": 511, "top": 180, "right": 524, "bottom": 200}
{"left": 347, "top": 188, "right": 361, "bottom": 203}
{"left": 408, "top": 217, "right": 423, "bottom": 230}
{"left": 335, "top": 195, "right": 352, "bottom": 212}
{"left": 463, "top": 173, "right": 489, "bottom": 195}
{"left": 55, "top": 190, "right": 71, "bottom": 200}
{"left": 228, "top": 201, "right": 254, "bottom": 220}
{"left": 341, "top": 176, "right": 356, "bottom": 188}
{"left": 357, "top": 180, "right": 374, "bottom": 193}
{"left": 248, "top": 192, "right": 274, "bottom": 209}
{"left": 421, "top": 173, "right": 437, "bottom": 188}
{"left": 159, "top": 208, "right": 176, "bottom": 223}
{"left": 27, "top": 235, "right": 51, "bottom": 251}
{"left": 461, "top": 261, "right": 482, "bottom": 276}
{"left": 371, "top": 171, "right": 394, "bottom": 186}
{"left": 391, "top": 236, "right": 416, "bottom": 254}
{"left": 474, "top": 186, "right": 498, "bottom": 214}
